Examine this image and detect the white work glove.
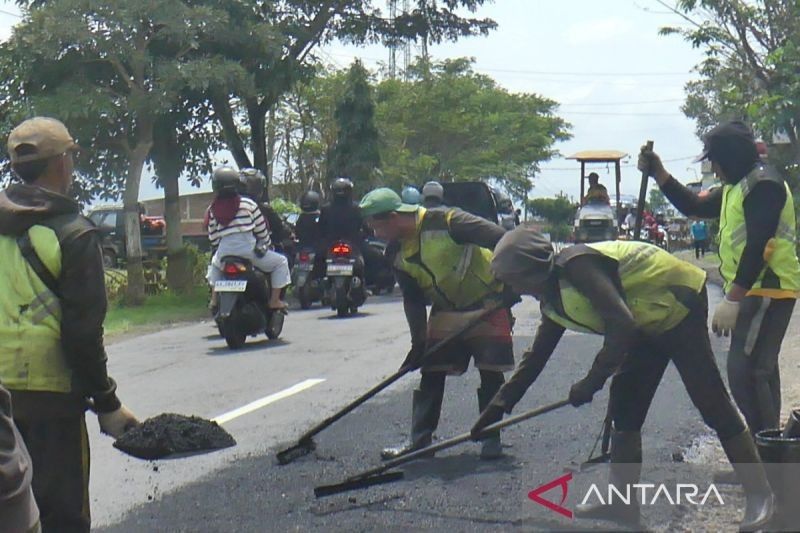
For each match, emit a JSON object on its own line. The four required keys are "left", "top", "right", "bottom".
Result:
{"left": 98, "top": 405, "right": 140, "bottom": 439}
{"left": 712, "top": 296, "right": 740, "bottom": 337}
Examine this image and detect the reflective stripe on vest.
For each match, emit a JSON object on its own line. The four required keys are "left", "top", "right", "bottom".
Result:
{"left": 718, "top": 166, "right": 800, "bottom": 298}
{"left": 541, "top": 241, "right": 706, "bottom": 336}
{"left": 0, "top": 225, "right": 71, "bottom": 393}
{"left": 396, "top": 208, "right": 503, "bottom": 310}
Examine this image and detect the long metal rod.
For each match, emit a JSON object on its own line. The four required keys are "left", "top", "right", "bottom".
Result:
{"left": 634, "top": 140, "right": 654, "bottom": 241}
{"left": 344, "top": 399, "right": 570, "bottom": 482}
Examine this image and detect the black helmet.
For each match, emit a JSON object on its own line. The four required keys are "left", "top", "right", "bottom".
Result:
{"left": 300, "top": 190, "right": 321, "bottom": 212}
{"left": 212, "top": 166, "right": 241, "bottom": 193}
{"left": 331, "top": 177, "right": 354, "bottom": 200}
{"left": 240, "top": 167, "right": 266, "bottom": 201}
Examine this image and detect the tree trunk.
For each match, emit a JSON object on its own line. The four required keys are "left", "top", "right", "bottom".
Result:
{"left": 124, "top": 145, "right": 150, "bottom": 305}
{"left": 248, "top": 99, "right": 269, "bottom": 200}
{"left": 212, "top": 93, "right": 252, "bottom": 169}
{"left": 163, "top": 172, "right": 192, "bottom": 293}
{"left": 266, "top": 106, "right": 276, "bottom": 187}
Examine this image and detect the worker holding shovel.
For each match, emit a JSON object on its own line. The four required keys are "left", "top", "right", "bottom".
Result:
{"left": 360, "top": 188, "right": 515, "bottom": 461}
{"left": 471, "top": 226, "right": 773, "bottom": 531}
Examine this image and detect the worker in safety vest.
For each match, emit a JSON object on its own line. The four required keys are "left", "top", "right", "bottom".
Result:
{"left": 0, "top": 117, "right": 139, "bottom": 532}
{"left": 639, "top": 121, "right": 800, "bottom": 438}
{"left": 360, "top": 188, "right": 515, "bottom": 461}
{"left": 471, "top": 227, "right": 773, "bottom": 531}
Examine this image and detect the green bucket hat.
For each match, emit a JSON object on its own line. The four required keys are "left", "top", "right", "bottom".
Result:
{"left": 359, "top": 187, "right": 419, "bottom": 218}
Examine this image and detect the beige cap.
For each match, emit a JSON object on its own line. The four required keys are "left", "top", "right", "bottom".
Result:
{"left": 8, "top": 117, "right": 79, "bottom": 164}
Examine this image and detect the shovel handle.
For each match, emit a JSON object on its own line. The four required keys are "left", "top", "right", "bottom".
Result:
{"left": 294, "top": 302, "right": 501, "bottom": 444}
{"left": 634, "top": 140, "right": 654, "bottom": 241}
{"left": 351, "top": 399, "right": 570, "bottom": 481}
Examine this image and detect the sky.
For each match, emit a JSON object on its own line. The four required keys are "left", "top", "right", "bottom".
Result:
{"left": 0, "top": 0, "right": 708, "bottom": 204}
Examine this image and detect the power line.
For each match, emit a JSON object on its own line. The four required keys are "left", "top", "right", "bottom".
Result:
{"left": 0, "top": 8, "right": 21, "bottom": 18}
{"left": 560, "top": 110, "right": 684, "bottom": 117}
{"left": 559, "top": 98, "right": 683, "bottom": 107}
{"left": 539, "top": 155, "right": 696, "bottom": 171}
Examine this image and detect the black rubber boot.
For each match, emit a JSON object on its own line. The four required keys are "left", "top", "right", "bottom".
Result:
{"left": 477, "top": 385, "right": 503, "bottom": 460}
{"left": 720, "top": 429, "right": 774, "bottom": 531}
{"left": 381, "top": 387, "right": 443, "bottom": 460}
{"left": 574, "top": 430, "right": 642, "bottom": 527}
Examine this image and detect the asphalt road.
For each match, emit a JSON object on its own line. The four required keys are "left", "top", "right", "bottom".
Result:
{"left": 92, "top": 286, "right": 740, "bottom": 532}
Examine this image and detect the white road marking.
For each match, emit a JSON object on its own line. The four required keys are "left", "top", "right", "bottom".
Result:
{"left": 212, "top": 378, "right": 326, "bottom": 424}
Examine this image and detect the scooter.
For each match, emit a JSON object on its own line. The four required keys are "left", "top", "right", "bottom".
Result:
{"left": 214, "top": 256, "right": 285, "bottom": 349}
{"left": 293, "top": 246, "right": 322, "bottom": 309}
{"left": 325, "top": 240, "right": 367, "bottom": 318}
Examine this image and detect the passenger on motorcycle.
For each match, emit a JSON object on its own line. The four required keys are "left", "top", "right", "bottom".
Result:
{"left": 295, "top": 190, "right": 322, "bottom": 249}
{"left": 206, "top": 166, "right": 290, "bottom": 310}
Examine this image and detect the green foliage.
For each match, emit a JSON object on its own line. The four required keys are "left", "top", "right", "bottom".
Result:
{"left": 327, "top": 60, "right": 381, "bottom": 195}
{"left": 648, "top": 188, "right": 668, "bottom": 213}
{"left": 528, "top": 195, "right": 577, "bottom": 227}
{"left": 660, "top": 1, "right": 800, "bottom": 184}
{"left": 271, "top": 198, "right": 300, "bottom": 215}
{"left": 545, "top": 223, "right": 572, "bottom": 243}
{"left": 104, "top": 286, "right": 209, "bottom": 336}
{"left": 376, "top": 59, "right": 571, "bottom": 194}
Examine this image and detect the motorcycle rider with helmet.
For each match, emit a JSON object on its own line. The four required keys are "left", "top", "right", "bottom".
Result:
{"left": 206, "top": 166, "right": 290, "bottom": 310}
{"left": 315, "top": 178, "right": 366, "bottom": 278}
{"left": 239, "top": 168, "right": 292, "bottom": 256}
{"left": 295, "top": 190, "right": 322, "bottom": 249}
{"left": 401, "top": 186, "right": 421, "bottom": 205}
{"left": 422, "top": 180, "right": 445, "bottom": 209}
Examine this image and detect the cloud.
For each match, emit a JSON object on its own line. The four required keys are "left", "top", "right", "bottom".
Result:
{"left": 564, "top": 17, "right": 633, "bottom": 47}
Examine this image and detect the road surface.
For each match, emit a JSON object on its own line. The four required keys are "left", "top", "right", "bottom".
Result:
{"left": 91, "top": 287, "right": 744, "bottom": 532}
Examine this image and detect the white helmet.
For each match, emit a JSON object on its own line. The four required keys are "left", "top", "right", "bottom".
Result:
{"left": 422, "top": 181, "right": 444, "bottom": 201}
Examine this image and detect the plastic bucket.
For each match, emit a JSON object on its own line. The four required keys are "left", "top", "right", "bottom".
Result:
{"left": 755, "top": 429, "right": 800, "bottom": 528}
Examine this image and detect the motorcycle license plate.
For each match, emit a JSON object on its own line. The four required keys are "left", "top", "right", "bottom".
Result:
{"left": 297, "top": 263, "right": 314, "bottom": 271}
{"left": 327, "top": 263, "right": 354, "bottom": 276}
{"left": 215, "top": 280, "right": 248, "bottom": 292}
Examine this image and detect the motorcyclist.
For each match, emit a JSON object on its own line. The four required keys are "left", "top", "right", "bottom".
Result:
{"left": 239, "top": 168, "right": 291, "bottom": 255}
{"left": 206, "top": 166, "right": 290, "bottom": 310}
{"left": 422, "top": 181, "right": 444, "bottom": 209}
{"left": 316, "top": 178, "right": 365, "bottom": 277}
{"left": 497, "top": 197, "right": 517, "bottom": 231}
{"left": 295, "top": 190, "right": 322, "bottom": 249}
{"left": 401, "top": 186, "right": 421, "bottom": 205}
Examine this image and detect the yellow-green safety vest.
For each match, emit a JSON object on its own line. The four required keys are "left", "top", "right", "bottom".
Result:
{"left": 0, "top": 225, "right": 71, "bottom": 393}
{"left": 395, "top": 207, "right": 503, "bottom": 310}
{"left": 718, "top": 165, "right": 800, "bottom": 298}
{"left": 542, "top": 241, "right": 706, "bottom": 336}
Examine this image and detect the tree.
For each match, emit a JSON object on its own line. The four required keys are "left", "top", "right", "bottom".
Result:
{"left": 659, "top": 0, "right": 800, "bottom": 183}
{"left": 201, "top": 0, "right": 498, "bottom": 199}
{"left": 150, "top": 98, "right": 221, "bottom": 293}
{"left": 327, "top": 60, "right": 380, "bottom": 194}
{"left": 2, "top": 0, "right": 230, "bottom": 303}
{"left": 375, "top": 58, "right": 571, "bottom": 191}
{"left": 649, "top": 187, "right": 669, "bottom": 213}
{"left": 528, "top": 195, "right": 577, "bottom": 227}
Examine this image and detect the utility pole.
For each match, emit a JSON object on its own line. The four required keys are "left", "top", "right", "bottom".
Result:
{"left": 402, "top": 0, "right": 411, "bottom": 80}
{"left": 388, "top": 0, "right": 397, "bottom": 79}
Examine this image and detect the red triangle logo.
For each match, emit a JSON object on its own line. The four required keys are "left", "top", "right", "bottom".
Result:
{"left": 528, "top": 472, "right": 573, "bottom": 519}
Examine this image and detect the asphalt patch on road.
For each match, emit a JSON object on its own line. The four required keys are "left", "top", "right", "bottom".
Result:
{"left": 113, "top": 413, "right": 236, "bottom": 460}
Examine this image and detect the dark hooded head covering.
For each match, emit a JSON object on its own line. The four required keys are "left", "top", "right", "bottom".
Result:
{"left": 491, "top": 226, "right": 554, "bottom": 285}
{"left": 694, "top": 120, "right": 760, "bottom": 184}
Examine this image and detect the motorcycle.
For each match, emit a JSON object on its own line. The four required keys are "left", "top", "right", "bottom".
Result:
{"left": 293, "top": 246, "right": 323, "bottom": 309}
{"left": 325, "top": 240, "right": 367, "bottom": 318}
{"left": 363, "top": 236, "right": 395, "bottom": 295}
{"left": 214, "top": 256, "right": 285, "bottom": 349}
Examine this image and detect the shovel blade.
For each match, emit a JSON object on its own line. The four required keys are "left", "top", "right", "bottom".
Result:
{"left": 276, "top": 439, "right": 316, "bottom": 465}
{"left": 314, "top": 471, "right": 404, "bottom": 498}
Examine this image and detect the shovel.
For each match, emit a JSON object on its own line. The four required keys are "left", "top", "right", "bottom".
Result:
{"left": 314, "top": 398, "right": 570, "bottom": 498}
{"left": 276, "top": 302, "right": 501, "bottom": 465}
{"left": 633, "top": 140, "right": 654, "bottom": 241}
